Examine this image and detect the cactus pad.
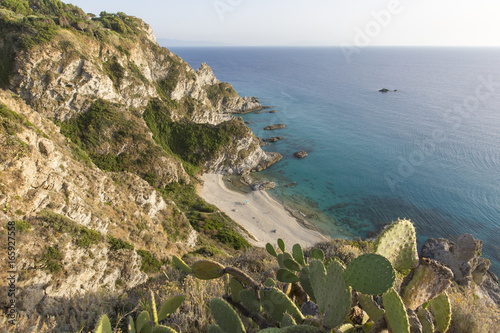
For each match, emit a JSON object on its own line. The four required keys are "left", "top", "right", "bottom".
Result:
{"left": 210, "top": 298, "right": 246, "bottom": 333}
{"left": 192, "top": 260, "right": 225, "bottom": 280}
{"left": 282, "top": 313, "right": 297, "bottom": 327}
{"left": 299, "top": 267, "right": 316, "bottom": 302}
{"left": 278, "top": 238, "right": 286, "bottom": 252}
{"left": 266, "top": 243, "right": 278, "bottom": 257}
{"left": 417, "top": 307, "right": 435, "bottom": 333}
{"left": 383, "top": 288, "right": 410, "bottom": 333}
{"left": 357, "top": 294, "right": 385, "bottom": 322}
{"left": 277, "top": 253, "right": 294, "bottom": 269}
{"left": 128, "top": 316, "right": 136, "bottom": 333}
{"left": 264, "top": 278, "right": 277, "bottom": 287}
{"left": 260, "top": 287, "right": 304, "bottom": 324}
{"left": 158, "top": 295, "right": 185, "bottom": 322}
{"left": 309, "top": 259, "right": 327, "bottom": 312}
{"left": 172, "top": 255, "right": 192, "bottom": 274}
{"left": 95, "top": 314, "right": 112, "bottom": 333}
{"left": 431, "top": 292, "right": 451, "bottom": 333}
{"left": 344, "top": 253, "right": 395, "bottom": 295}
{"left": 277, "top": 268, "right": 300, "bottom": 283}
{"left": 135, "top": 310, "right": 151, "bottom": 333}
{"left": 284, "top": 258, "right": 301, "bottom": 272}
{"left": 292, "top": 243, "right": 306, "bottom": 266}
{"left": 240, "top": 289, "right": 261, "bottom": 313}
{"left": 310, "top": 248, "right": 325, "bottom": 261}
{"left": 229, "top": 278, "right": 244, "bottom": 303}
{"left": 374, "top": 219, "right": 419, "bottom": 273}
{"left": 323, "top": 259, "right": 351, "bottom": 329}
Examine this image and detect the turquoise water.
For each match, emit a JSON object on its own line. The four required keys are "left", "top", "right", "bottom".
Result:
{"left": 169, "top": 46, "right": 500, "bottom": 276}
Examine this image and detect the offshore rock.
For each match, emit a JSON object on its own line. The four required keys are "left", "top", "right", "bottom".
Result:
{"left": 250, "top": 181, "right": 276, "bottom": 191}
{"left": 293, "top": 151, "right": 308, "bottom": 158}
{"left": 262, "top": 136, "right": 284, "bottom": 142}
{"left": 264, "top": 124, "right": 286, "bottom": 130}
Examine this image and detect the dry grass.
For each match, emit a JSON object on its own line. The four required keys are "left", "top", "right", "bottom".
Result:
{"left": 448, "top": 284, "right": 500, "bottom": 333}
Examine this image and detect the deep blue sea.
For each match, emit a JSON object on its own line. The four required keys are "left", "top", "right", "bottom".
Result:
{"left": 169, "top": 46, "right": 500, "bottom": 276}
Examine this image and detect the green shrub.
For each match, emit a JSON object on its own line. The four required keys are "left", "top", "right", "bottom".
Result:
{"left": 43, "top": 246, "right": 63, "bottom": 273}
{"left": 215, "top": 229, "right": 249, "bottom": 250}
{"left": 14, "top": 219, "right": 31, "bottom": 232}
{"left": 107, "top": 235, "right": 134, "bottom": 251}
{"left": 136, "top": 249, "right": 162, "bottom": 273}
{"left": 76, "top": 228, "right": 102, "bottom": 248}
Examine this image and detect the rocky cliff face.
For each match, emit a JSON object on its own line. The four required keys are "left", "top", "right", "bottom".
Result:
{"left": 0, "top": 91, "right": 196, "bottom": 312}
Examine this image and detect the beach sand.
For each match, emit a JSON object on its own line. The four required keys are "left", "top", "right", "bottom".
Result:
{"left": 198, "top": 173, "right": 329, "bottom": 248}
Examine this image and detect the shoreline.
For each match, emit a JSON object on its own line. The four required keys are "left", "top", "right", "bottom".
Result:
{"left": 198, "top": 173, "right": 330, "bottom": 248}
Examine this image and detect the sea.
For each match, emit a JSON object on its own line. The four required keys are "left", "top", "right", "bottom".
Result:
{"left": 168, "top": 46, "right": 500, "bottom": 277}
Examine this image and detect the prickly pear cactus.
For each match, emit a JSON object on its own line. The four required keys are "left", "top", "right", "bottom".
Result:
{"left": 323, "top": 259, "right": 351, "bottom": 329}
{"left": 383, "top": 288, "right": 410, "bottom": 333}
{"left": 310, "top": 248, "right": 325, "bottom": 261}
{"left": 299, "top": 267, "right": 316, "bottom": 303}
{"left": 208, "top": 324, "right": 224, "bottom": 333}
{"left": 278, "top": 238, "right": 286, "bottom": 252}
{"left": 128, "top": 316, "right": 136, "bottom": 333}
{"left": 292, "top": 243, "right": 306, "bottom": 266}
{"left": 431, "top": 292, "right": 451, "bottom": 333}
{"left": 210, "top": 298, "right": 246, "bottom": 333}
{"left": 417, "top": 307, "right": 435, "bottom": 333}
{"left": 266, "top": 243, "right": 278, "bottom": 257}
{"left": 95, "top": 314, "right": 112, "bottom": 333}
{"left": 277, "top": 268, "right": 300, "bottom": 283}
{"left": 230, "top": 278, "right": 244, "bottom": 303}
{"left": 309, "top": 259, "right": 327, "bottom": 312}
{"left": 172, "top": 255, "right": 192, "bottom": 274}
{"left": 136, "top": 310, "right": 151, "bottom": 333}
{"left": 158, "top": 295, "right": 185, "bottom": 322}
{"left": 260, "top": 287, "right": 304, "bottom": 324}
{"left": 277, "top": 253, "right": 294, "bottom": 270}
{"left": 357, "top": 294, "right": 385, "bottom": 322}
{"left": 374, "top": 219, "right": 419, "bottom": 273}
{"left": 192, "top": 260, "right": 225, "bottom": 280}
{"left": 240, "top": 289, "right": 261, "bottom": 313}
{"left": 344, "top": 253, "right": 395, "bottom": 295}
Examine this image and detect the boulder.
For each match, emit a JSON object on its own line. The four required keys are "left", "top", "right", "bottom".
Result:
{"left": 293, "top": 151, "right": 308, "bottom": 159}
{"left": 379, "top": 88, "right": 390, "bottom": 92}
{"left": 250, "top": 181, "right": 276, "bottom": 191}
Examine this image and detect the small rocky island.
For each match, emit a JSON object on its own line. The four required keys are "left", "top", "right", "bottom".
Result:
{"left": 294, "top": 150, "right": 308, "bottom": 158}
{"left": 379, "top": 88, "right": 398, "bottom": 92}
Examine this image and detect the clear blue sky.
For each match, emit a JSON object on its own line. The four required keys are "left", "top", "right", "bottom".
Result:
{"left": 67, "top": 0, "right": 500, "bottom": 46}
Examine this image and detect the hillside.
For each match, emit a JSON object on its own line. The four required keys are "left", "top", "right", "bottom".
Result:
{"left": 0, "top": 0, "right": 281, "bottom": 327}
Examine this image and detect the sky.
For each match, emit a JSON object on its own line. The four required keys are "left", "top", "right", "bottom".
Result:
{"left": 67, "top": 0, "right": 500, "bottom": 47}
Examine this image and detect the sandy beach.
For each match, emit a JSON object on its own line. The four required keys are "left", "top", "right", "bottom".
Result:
{"left": 198, "top": 174, "right": 329, "bottom": 248}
